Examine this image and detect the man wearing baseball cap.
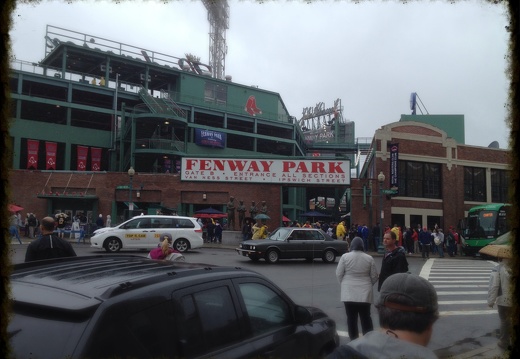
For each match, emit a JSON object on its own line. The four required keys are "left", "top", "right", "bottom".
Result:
{"left": 328, "top": 273, "right": 439, "bottom": 359}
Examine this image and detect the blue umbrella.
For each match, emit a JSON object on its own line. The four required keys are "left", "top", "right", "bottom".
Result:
{"left": 254, "top": 214, "right": 270, "bottom": 220}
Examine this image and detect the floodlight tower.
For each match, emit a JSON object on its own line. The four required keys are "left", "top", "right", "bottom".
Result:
{"left": 202, "top": 0, "right": 229, "bottom": 80}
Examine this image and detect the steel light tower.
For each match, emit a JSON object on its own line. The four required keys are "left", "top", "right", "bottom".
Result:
{"left": 202, "top": 0, "right": 229, "bottom": 80}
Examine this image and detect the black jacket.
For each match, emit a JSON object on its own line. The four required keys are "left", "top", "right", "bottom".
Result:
{"left": 25, "top": 234, "right": 77, "bottom": 262}
{"left": 378, "top": 246, "right": 409, "bottom": 291}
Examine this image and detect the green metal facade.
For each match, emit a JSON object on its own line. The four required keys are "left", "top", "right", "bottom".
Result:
{"left": 400, "top": 114, "right": 465, "bottom": 144}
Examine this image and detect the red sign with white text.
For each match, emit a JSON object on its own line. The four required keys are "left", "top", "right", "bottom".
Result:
{"left": 181, "top": 158, "right": 350, "bottom": 185}
{"left": 27, "top": 139, "right": 39, "bottom": 169}
{"left": 45, "top": 142, "right": 57, "bottom": 170}
{"left": 77, "top": 146, "right": 88, "bottom": 171}
{"left": 91, "top": 147, "right": 102, "bottom": 171}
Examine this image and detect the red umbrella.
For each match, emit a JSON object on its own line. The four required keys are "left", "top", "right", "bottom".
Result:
{"left": 193, "top": 213, "right": 227, "bottom": 219}
{"left": 282, "top": 216, "right": 291, "bottom": 222}
{"left": 8, "top": 204, "right": 24, "bottom": 212}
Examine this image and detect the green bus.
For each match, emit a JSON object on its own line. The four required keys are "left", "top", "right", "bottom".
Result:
{"left": 462, "top": 203, "right": 511, "bottom": 256}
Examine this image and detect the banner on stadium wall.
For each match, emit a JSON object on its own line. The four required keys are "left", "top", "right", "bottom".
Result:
{"left": 181, "top": 158, "right": 351, "bottom": 185}
{"left": 91, "top": 147, "right": 102, "bottom": 171}
{"left": 389, "top": 143, "right": 399, "bottom": 191}
{"left": 27, "top": 139, "right": 39, "bottom": 169}
{"left": 77, "top": 146, "right": 88, "bottom": 171}
{"left": 45, "top": 141, "right": 57, "bottom": 170}
{"left": 195, "top": 129, "right": 225, "bottom": 148}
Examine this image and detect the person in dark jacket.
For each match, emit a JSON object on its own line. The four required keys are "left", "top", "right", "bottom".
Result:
{"left": 378, "top": 230, "right": 408, "bottom": 291}
{"left": 419, "top": 226, "right": 432, "bottom": 259}
{"left": 25, "top": 216, "right": 77, "bottom": 262}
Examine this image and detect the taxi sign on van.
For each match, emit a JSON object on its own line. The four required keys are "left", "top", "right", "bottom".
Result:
{"left": 126, "top": 234, "right": 146, "bottom": 239}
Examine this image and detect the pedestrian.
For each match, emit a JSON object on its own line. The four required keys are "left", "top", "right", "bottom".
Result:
{"left": 404, "top": 226, "right": 414, "bottom": 254}
{"left": 25, "top": 216, "right": 77, "bottom": 262}
{"left": 147, "top": 233, "right": 183, "bottom": 261}
{"left": 487, "top": 257, "right": 513, "bottom": 350}
{"left": 445, "top": 226, "right": 457, "bottom": 257}
{"left": 24, "top": 213, "right": 30, "bottom": 237}
{"left": 106, "top": 214, "right": 112, "bottom": 227}
{"left": 335, "top": 237, "right": 379, "bottom": 340}
{"left": 412, "top": 226, "right": 419, "bottom": 254}
{"left": 96, "top": 214, "right": 104, "bottom": 229}
{"left": 390, "top": 224, "right": 402, "bottom": 246}
{"left": 10, "top": 212, "right": 23, "bottom": 244}
{"left": 372, "top": 222, "right": 381, "bottom": 253}
{"left": 56, "top": 213, "right": 67, "bottom": 238}
{"left": 242, "top": 219, "right": 252, "bottom": 241}
{"left": 27, "top": 213, "right": 37, "bottom": 238}
{"left": 336, "top": 220, "right": 347, "bottom": 241}
{"left": 72, "top": 216, "right": 81, "bottom": 243}
{"left": 432, "top": 227, "right": 445, "bottom": 258}
{"left": 252, "top": 221, "right": 268, "bottom": 239}
{"left": 206, "top": 220, "right": 215, "bottom": 243}
{"left": 327, "top": 273, "right": 440, "bottom": 359}
{"left": 214, "top": 220, "right": 223, "bottom": 243}
{"left": 360, "top": 224, "right": 369, "bottom": 251}
{"left": 378, "top": 230, "right": 408, "bottom": 291}
{"left": 419, "top": 226, "right": 432, "bottom": 259}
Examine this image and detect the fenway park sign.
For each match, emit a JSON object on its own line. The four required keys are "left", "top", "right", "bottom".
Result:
{"left": 181, "top": 158, "right": 350, "bottom": 185}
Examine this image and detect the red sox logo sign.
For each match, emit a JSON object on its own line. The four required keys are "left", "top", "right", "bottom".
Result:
{"left": 245, "top": 96, "right": 262, "bottom": 116}
{"left": 47, "top": 158, "right": 55, "bottom": 167}
{"left": 78, "top": 161, "right": 86, "bottom": 170}
{"left": 92, "top": 163, "right": 100, "bottom": 171}
{"left": 28, "top": 156, "right": 37, "bottom": 165}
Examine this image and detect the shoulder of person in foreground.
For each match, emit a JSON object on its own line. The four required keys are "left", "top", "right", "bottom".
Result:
{"left": 325, "top": 343, "right": 368, "bottom": 359}
{"left": 346, "top": 330, "right": 438, "bottom": 359}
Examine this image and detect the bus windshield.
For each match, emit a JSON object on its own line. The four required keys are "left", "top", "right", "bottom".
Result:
{"left": 466, "top": 206, "right": 509, "bottom": 239}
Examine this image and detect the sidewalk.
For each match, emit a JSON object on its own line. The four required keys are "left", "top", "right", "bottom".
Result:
{"left": 444, "top": 343, "right": 508, "bottom": 359}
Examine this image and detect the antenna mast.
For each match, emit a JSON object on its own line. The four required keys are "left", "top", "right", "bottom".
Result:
{"left": 202, "top": 0, "right": 229, "bottom": 80}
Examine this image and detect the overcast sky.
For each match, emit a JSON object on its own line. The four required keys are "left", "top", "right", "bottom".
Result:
{"left": 9, "top": 0, "right": 511, "bottom": 148}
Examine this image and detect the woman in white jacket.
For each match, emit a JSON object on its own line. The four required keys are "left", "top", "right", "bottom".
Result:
{"left": 336, "top": 236, "right": 379, "bottom": 340}
{"left": 487, "top": 258, "right": 512, "bottom": 350}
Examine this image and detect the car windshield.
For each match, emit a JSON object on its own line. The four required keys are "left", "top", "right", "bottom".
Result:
{"left": 267, "top": 227, "right": 292, "bottom": 241}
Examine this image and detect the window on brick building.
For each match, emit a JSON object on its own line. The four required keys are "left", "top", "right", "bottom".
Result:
{"left": 397, "top": 160, "right": 441, "bottom": 199}
{"left": 464, "top": 167, "right": 486, "bottom": 201}
{"left": 491, "top": 169, "right": 509, "bottom": 203}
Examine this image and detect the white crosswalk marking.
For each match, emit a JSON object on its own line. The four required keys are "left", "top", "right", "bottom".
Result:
{"left": 422, "top": 258, "right": 498, "bottom": 317}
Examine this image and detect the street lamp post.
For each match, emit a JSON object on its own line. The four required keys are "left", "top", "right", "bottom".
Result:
{"left": 128, "top": 167, "right": 135, "bottom": 216}
{"left": 378, "top": 171, "right": 386, "bottom": 254}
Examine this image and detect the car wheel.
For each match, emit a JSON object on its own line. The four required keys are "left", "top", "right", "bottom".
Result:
{"left": 322, "top": 249, "right": 336, "bottom": 263}
{"left": 104, "top": 237, "right": 122, "bottom": 252}
{"left": 265, "top": 249, "right": 280, "bottom": 264}
{"left": 174, "top": 238, "right": 189, "bottom": 253}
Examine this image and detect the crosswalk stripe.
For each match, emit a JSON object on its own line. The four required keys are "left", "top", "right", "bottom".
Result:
{"left": 434, "top": 284, "right": 488, "bottom": 288}
{"left": 437, "top": 291, "right": 487, "bottom": 295}
{"left": 438, "top": 300, "right": 487, "bottom": 304}
{"left": 440, "top": 310, "right": 496, "bottom": 316}
{"left": 337, "top": 330, "right": 349, "bottom": 338}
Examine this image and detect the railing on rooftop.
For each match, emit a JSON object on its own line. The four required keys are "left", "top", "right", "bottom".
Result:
{"left": 10, "top": 59, "right": 142, "bottom": 94}
{"left": 44, "top": 25, "right": 184, "bottom": 70}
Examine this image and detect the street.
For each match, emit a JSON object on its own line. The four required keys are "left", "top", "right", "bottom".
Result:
{"left": 9, "top": 242, "right": 502, "bottom": 358}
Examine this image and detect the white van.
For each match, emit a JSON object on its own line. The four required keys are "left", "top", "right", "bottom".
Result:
{"left": 90, "top": 215, "right": 203, "bottom": 253}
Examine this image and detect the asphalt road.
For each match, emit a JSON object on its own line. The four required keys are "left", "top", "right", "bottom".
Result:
{"left": 8, "top": 241, "right": 506, "bottom": 358}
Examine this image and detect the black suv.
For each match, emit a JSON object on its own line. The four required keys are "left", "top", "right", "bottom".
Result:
{"left": 8, "top": 256, "right": 339, "bottom": 358}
